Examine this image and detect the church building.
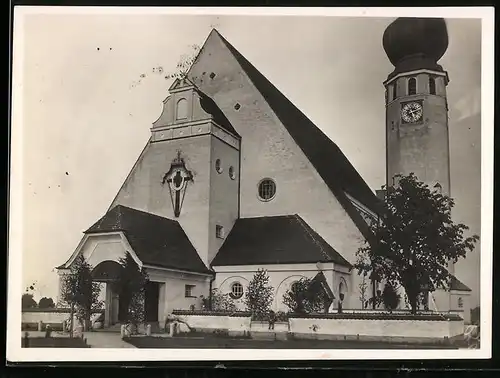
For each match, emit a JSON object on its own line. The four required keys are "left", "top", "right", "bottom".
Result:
{"left": 56, "top": 17, "right": 472, "bottom": 327}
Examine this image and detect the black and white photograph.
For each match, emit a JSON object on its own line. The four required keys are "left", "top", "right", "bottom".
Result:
{"left": 7, "top": 6, "right": 494, "bottom": 362}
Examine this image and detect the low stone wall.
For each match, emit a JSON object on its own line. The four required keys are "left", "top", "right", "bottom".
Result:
{"left": 172, "top": 310, "right": 252, "bottom": 333}
{"left": 22, "top": 308, "right": 105, "bottom": 328}
{"left": 288, "top": 314, "right": 464, "bottom": 341}
{"left": 22, "top": 308, "right": 72, "bottom": 325}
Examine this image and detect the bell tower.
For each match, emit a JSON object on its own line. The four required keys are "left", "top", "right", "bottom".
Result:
{"left": 383, "top": 18, "right": 454, "bottom": 275}
{"left": 383, "top": 17, "right": 451, "bottom": 196}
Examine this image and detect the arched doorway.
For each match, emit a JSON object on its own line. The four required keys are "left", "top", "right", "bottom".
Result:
{"left": 91, "top": 261, "right": 126, "bottom": 327}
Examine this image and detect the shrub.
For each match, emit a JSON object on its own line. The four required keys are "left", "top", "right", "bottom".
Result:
{"left": 244, "top": 269, "right": 273, "bottom": 320}
{"left": 38, "top": 297, "right": 55, "bottom": 309}
{"left": 282, "top": 277, "right": 326, "bottom": 314}
{"left": 210, "top": 288, "right": 237, "bottom": 312}
{"left": 22, "top": 293, "right": 37, "bottom": 309}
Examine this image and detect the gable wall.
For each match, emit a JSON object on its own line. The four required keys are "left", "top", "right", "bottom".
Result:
{"left": 110, "top": 136, "right": 212, "bottom": 265}
{"left": 189, "top": 33, "right": 367, "bottom": 267}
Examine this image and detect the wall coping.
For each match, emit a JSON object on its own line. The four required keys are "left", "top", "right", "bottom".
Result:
{"left": 171, "top": 310, "right": 462, "bottom": 321}
{"left": 22, "top": 308, "right": 105, "bottom": 314}
{"left": 172, "top": 310, "right": 251, "bottom": 318}
{"left": 287, "top": 313, "right": 463, "bottom": 321}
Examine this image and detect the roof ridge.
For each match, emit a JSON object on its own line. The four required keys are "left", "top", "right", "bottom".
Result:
{"left": 293, "top": 215, "right": 332, "bottom": 262}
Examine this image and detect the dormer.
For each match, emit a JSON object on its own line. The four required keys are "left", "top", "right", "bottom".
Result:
{"left": 151, "top": 77, "right": 241, "bottom": 150}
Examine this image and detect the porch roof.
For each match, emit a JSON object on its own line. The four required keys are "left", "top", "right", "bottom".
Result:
{"left": 82, "top": 205, "right": 211, "bottom": 274}
{"left": 211, "top": 214, "right": 352, "bottom": 267}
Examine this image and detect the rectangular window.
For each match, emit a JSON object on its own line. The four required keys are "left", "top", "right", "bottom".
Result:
{"left": 216, "top": 225, "right": 224, "bottom": 239}
{"left": 185, "top": 284, "right": 195, "bottom": 298}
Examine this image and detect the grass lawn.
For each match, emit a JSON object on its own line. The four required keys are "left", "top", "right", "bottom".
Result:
{"left": 22, "top": 337, "right": 91, "bottom": 348}
{"left": 124, "top": 335, "right": 460, "bottom": 349}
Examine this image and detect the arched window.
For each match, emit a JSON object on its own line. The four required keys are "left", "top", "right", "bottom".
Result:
{"left": 230, "top": 282, "right": 244, "bottom": 299}
{"left": 228, "top": 166, "right": 236, "bottom": 180}
{"left": 393, "top": 83, "right": 398, "bottom": 99}
{"left": 429, "top": 77, "right": 436, "bottom": 95}
{"left": 215, "top": 159, "right": 223, "bottom": 174}
{"left": 408, "top": 77, "right": 417, "bottom": 95}
{"left": 176, "top": 98, "right": 188, "bottom": 120}
{"left": 258, "top": 178, "right": 277, "bottom": 201}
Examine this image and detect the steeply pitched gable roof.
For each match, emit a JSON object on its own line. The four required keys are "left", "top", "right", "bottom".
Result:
{"left": 213, "top": 31, "right": 381, "bottom": 215}
{"left": 211, "top": 214, "right": 352, "bottom": 267}
{"left": 84, "top": 205, "right": 211, "bottom": 274}
{"left": 190, "top": 30, "right": 381, "bottom": 245}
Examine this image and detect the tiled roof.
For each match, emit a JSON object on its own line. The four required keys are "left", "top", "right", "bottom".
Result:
{"left": 195, "top": 88, "right": 240, "bottom": 137}
{"left": 449, "top": 275, "right": 472, "bottom": 292}
{"left": 83, "top": 205, "right": 211, "bottom": 274}
{"left": 211, "top": 214, "right": 352, "bottom": 267}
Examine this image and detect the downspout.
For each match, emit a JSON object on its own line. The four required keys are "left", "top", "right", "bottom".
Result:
{"left": 208, "top": 270, "right": 216, "bottom": 310}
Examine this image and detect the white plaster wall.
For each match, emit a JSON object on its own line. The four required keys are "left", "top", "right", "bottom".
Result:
{"left": 22, "top": 310, "right": 71, "bottom": 324}
{"left": 82, "top": 234, "right": 128, "bottom": 268}
{"left": 174, "top": 314, "right": 252, "bottom": 332}
{"left": 146, "top": 268, "right": 211, "bottom": 324}
{"left": 289, "top": 317, "right": 464, "bottom": 339}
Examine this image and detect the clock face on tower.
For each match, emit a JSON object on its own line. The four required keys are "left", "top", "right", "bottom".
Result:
{"left": 401, "top": 101, "right": 423, "bottom": 124}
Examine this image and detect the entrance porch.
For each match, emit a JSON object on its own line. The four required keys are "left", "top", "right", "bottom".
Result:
{"left": 91, "top": 260, "right": 162, "bottom": 328}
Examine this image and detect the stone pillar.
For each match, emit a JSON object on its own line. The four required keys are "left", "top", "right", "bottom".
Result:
{"left": 158, "top": 282, "right": 166, "bottom": 326}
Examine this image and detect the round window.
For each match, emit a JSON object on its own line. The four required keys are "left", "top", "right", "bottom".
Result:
{"left": 230, "top": 282, "right": 244, "bottom": 299}
{"left": 215, "top": 159, "right": 223, "bottom": 174}
{"left": 258, "top": 178, "right": 276, "bottom": 201}
{"left": 229, "top": 166, "right": 236, "bottom": 180}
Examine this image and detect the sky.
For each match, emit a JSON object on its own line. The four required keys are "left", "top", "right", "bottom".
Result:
{"left": 15, "top": 11, "right": 482, "bottom": 306}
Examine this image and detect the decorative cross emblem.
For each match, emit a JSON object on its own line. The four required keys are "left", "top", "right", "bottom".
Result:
{"left": 161, "top": 151, "right": 193, "bottom": 217}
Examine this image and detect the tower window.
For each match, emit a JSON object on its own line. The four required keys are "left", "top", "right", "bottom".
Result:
{"left": 209, "top": 72, "right": 216, "bottom": 79}
{"left": 176, "top": 98, "right": 188, "bottom": 120}
{"left": 258, "top": 178, "right": 277, "bottom": 201}
{"left": 234, "top": 103, "right": 241, "bottom": 110}
{"left": 216, "top": 225, "right": 225, "bottom": 239}
{"left": 229, "top": 166, "right": 236, "bottom": 180}
{"left": 408, "top": 77, "right": 417, "bottom": 95}
{"left": 429, "top": 77, "right": 436, "bottom": 95}
{"left": 215, "top": 159, "right": 223, "bottom": 174}
{"left": 393, "top": 83, "right": 398, "bottom": 99}
{"left": 458, "top": 297, "right": 464, "bottom": 308}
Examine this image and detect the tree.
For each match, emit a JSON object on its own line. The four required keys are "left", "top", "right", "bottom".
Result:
{"left": 282, "top": 278, "right": 326, "bottom": 314}
{"left": 381, "top": 282, "right": 400, "bottom": 312}
{"left": 354, "top": 173, "right": 479, "bottom": 314}
{"left": 21, "top": 293, "right": 37, "bottom": 309}
{"left": 244, "top": 269, "right": 274, "bottom": 320}
{"left": 116, "top": 252, "right": 149, "bottom": 331}
{"left": 38, "top": 297, "right": 55, "bottom": 309}
{"left": 61, "top": 255, "right": 103, "bottom": 332}
{"left": 358, "top": 275, "right": 369, "bottom": 309}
